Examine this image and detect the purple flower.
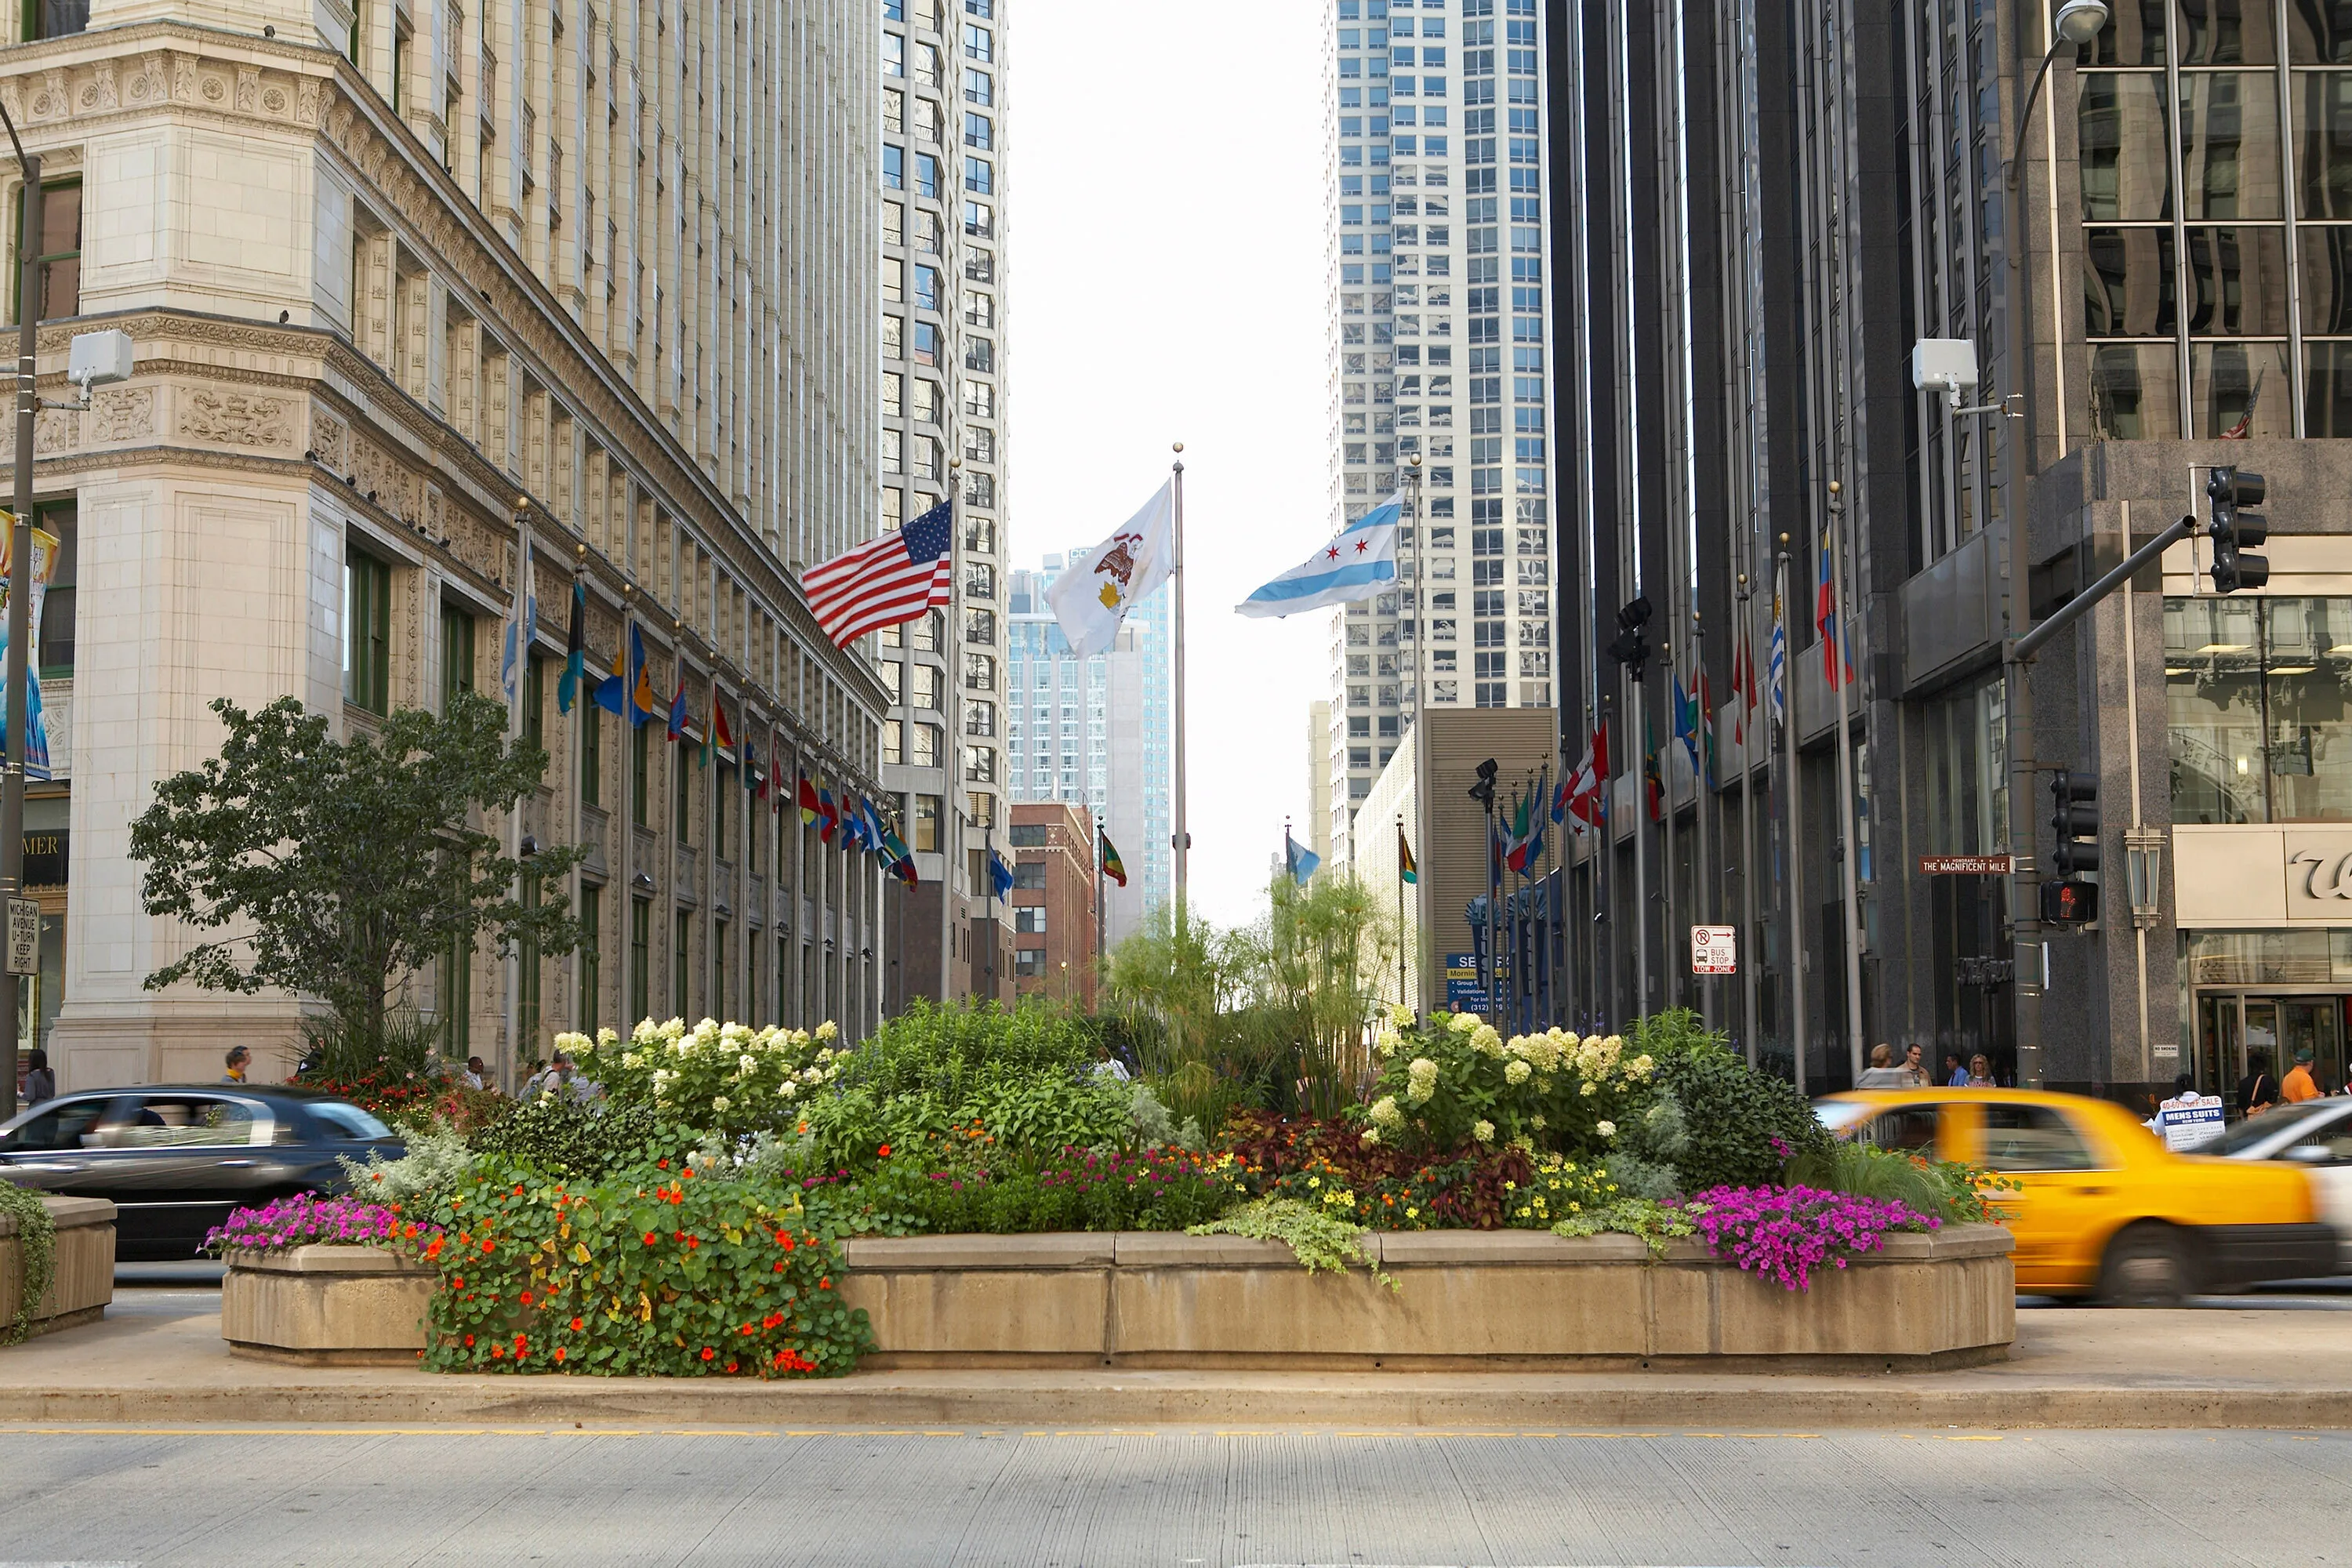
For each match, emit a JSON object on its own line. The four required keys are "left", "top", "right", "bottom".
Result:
{"left": 1685, "top": 1185, "right": 1935, "bottom": 1292}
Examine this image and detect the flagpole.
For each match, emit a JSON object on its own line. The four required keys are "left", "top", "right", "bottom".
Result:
{"left": 1660, "top": 643, "right": 1679, "bottom": 1014}
{"left": 1827, "top": 481, "right": 1864, "bottom": 1083}
{"left": 1394, "top": 812, "right": 1406, "bottom": 1011}
{"left": 1777, "top": 540, "right": 1806, "bottom": 1096}
{"left": 1693, "top": 613, "right": 1713, "bottom": 1033}
{"left": 1170, "top": 446, "right": 1189, "bottom": 924}
{"left": 504, "top": 506, "right": 532, "bottom": 1085}
{"left": 1737, "top": 572, "right": 1760, "bottom": 1068}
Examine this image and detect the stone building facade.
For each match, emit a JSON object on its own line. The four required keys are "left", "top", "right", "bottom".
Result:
{"left": 6, "top": 0, "right": 891, "bottom": 1091}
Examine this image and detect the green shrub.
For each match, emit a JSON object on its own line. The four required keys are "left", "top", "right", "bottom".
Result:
{"left": 1632, "top": 1010, "right": 1831, "bottom": 1191}
{"left": 339, "top": 1122, "right": 477, "bottom": 1210}
{"left": 421, "top": 1159, "right": 869, "bottom": 1377}
{"left": 1784, "top": 1139, "right": 2013, "bottom": 1225}
{"left": 565, "top": 1018, "right": 848, "bottom": 1139}
{"left": 1357, "top": 1009, "right": 1659, "bottom": 1158}
{"left": 811, "top": 1140, "right": 1230, "bottom": 1236}
{"left": 469, "top": 1096, "right": 689, "bottom": 1181}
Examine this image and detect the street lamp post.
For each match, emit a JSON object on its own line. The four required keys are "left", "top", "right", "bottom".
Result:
{"left": 0, "top": 104, "right": 32, "bottom": 1120}
{"left": 2000, "top": 0, "right": 2108, "bottom": 1087}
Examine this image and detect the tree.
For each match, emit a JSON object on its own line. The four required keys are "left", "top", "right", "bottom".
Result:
{"left": 129, "top": 691, "right": 588, "bottom": 1051}
{"left": 1229, "top": 873, "right": 1397, "bottom": 1116}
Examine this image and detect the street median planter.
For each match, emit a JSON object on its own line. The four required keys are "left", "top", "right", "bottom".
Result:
{"left": 840, "top": 1222, "right": 2017, "bottom": 1372}
{"left": 221, "top": 1245, "right": 436, "bottom": 1366}
{"left": 0, "top": 1196, "right": 114, "bottom": 1341}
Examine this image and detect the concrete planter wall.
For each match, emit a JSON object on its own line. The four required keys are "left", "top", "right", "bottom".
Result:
{"left": 840, "top": 1223, "right": 2018, "bottom": 1371}
{"left": 221, "top": 1245, "right": 437, "bottom": 1366}
{"left": 0, "top": 1195, "right": 114, "bottom": 1338}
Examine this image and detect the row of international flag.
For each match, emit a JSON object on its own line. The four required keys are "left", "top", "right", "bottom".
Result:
{"left": 548, "top": 580, "right": 921, "bottom": 887}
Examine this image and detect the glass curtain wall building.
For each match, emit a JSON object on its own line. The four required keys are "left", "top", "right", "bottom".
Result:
{"left": 1322, "top": 0, "right": 1555, "bottom": 873}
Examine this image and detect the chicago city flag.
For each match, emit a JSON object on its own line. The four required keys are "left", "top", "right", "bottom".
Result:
{"left": 1236, "top": 495, "right": 1399, "bottom": 619}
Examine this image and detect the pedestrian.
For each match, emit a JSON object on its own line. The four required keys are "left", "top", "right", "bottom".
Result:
{"left": 2283, "top": 1048, "right": 2322, "bottom": 1105}
{"left": 1944, "top": 1053, "right": 1969, "bottom": 1088}
{"left": 21, "top": 1047, "right": 53, "bottom": 1107}
{"left": 1089, "top": 1041, "right": 1131, "bottom": 1083}
{"left": 1900, "top": 1044, "right": 1929, "bottom": 1087}
{"left": 2237, "top": 1054, "right": 2278, "bottom": 1118}
{"left": 462, "top": 1054, "right": 488, "bottom": 1092}
{"left": 1967, "top": 1054, "right": 1996, "bottom": 1087}
{"left": 221, "top": 1045, "right": 251, "bottom": 1084}
{"left": 523, "top": 1051, "right": 597, "bottom": 1103}
{"left": 1856, "top": 1044, "right": 1912, "bottom": 1088}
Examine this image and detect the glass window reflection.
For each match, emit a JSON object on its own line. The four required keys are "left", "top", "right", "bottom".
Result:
{"left": 2085, "top": 226, "right": 2180, "bottom": 335}
{"left": 2299, "top": 223, "right": 2352, "bottom": 329}
{"left": 2167, "top": 597, "right": 2352, "bottom": 822}
{"left": 2190, "top": 339, "right": 2294, "bottom": 433}
{"left": 2304, "top": 339, "right": 2352, "bottom": 431}
{"left": 2185, "top": 225, "right": 2291, "bottom": 332}
{"left": 2081, "top": 73, "right": 2177, "bottom": 220}
{"left": 2180, "top": 72, "right": 2284, "bottom": 216}
{"left": 2288, "top": 0, "right": 2352, "bottom": 64}
{"left": 2294, "top": 71, "right": 2352, "bottom": 216}
{"left": 2179, "top": 0, "right": 2278, "bottom": 64}
{"left": 2088, "top": 342, "right": 2184, "bottom": 437}
{"left": 2092, "top": 0, "right": 2171, "bottom": 65}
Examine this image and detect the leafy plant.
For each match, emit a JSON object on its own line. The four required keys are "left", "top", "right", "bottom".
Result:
{"left": 1632, "top": 1010, "right": 1831, "bottom": 1192}
{"left": 470, "top": 1096, "right": 687, "bottom": 1181}
{"left": 339, "top": 1123, "right": 477, "bottom": 1211}
{"left": 0, "top": 1182, "right": 56, "bottom": 1345}
{"left": 1552, "top": 1197, "right": 1698, "bottom": 1257}
{"left": 129, "top": 693, "right": 588, "bottom": 1048}
{"left": 1786, "top": 1139, "right": 2014, "bottom": 1225}
{"left": 422, "top": 1160, "right": 870, "bottom": 1377}
{"left": 568, "top": 1018, "right": 847, "bottom": 1139}
{"left": 1686, "top": 1185, "right": 1937, "bottom": 1291}
{"left": 1188, "top": 1196, "right": 1394, "bottom": 1290}
{"left": 809, "top": 1139, "right": 1230, "bottom": 1236}
{"left": 1358, "top": 1012, "right": 1658, "bottom": 1159}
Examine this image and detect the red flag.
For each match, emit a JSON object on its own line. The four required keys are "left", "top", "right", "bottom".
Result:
{"left": 1566, "top": 724, "right": 1608, "bottom": 830}
{"left": 797, "top": 774, "right": 819, "bottom": 826}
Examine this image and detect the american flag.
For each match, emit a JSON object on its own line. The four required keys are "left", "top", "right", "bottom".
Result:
{"left": 801, "top": 500, "right": 954, "bottom": 647}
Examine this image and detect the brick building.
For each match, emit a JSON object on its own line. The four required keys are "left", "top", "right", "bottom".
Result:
{"left": 1006, "top": 800, "right": 1099, "bottom": 1007}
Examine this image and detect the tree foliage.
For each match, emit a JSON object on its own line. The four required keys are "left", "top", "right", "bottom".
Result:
{"left": 129, "top": 692, "right": 586, "bottom": 1046}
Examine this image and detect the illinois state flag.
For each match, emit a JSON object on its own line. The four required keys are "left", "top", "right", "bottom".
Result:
{"left": 1236, "top": 495, "right": 1399, "bottom": 619}
{"left": 1047, "top": 480, "right": 1175, "bottom": 659}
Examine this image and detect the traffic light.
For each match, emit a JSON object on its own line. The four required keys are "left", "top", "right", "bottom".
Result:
{"left": 1607, "top": 596, "right": 1654, "bottom": 682}
{"left": 2042, "top": 878, "right": 2100, "bottom": 926}
{"left": 2205, "top": 466, "right": 2270, "bottom": 593}
{"left": 2050, "top": 769, "right": 2100, "bottom": 874}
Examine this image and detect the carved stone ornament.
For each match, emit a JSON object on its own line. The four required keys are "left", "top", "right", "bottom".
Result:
{"left": 177, "top": 390, "right": 294, "bottom": 451}
{"left": 91, "top": 387, "right": 155, "bottom": 443}
{"left": 310, "top": 408, "right": 349, "bottom": 470}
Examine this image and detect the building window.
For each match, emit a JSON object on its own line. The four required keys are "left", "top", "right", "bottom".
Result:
{"left": 673, "top": 909, "right": 691, "bottom": 1021}
{"left": 14, "top": 180, "right": 79, "bottom": 321}
{"left": 23, "top": 0, "right": 89, "bottom": 38}
{"left": 517, "top": 871, "right": 543, "bottom": 1051}
{"left": 581, "top": 702, "right": 602, "bottom": 807}
{"left": 632, "top": 720, "right": 651, "bottom": 826}
{"left": 440, "top": 927, "right": 470, "bottom": 1057}
{"left": 436, "top": 608, "right": 471, "bottom": 702}
{"left": 1014, "top": 905, "right": 1045, "bottom": 933}
{"left": 914, "top": 793, "right": 942, "bottom": 852}
{"left": 521, "top": 653, "right": 545, "bottom": 753}
{"left": 630, "top": 895, "right": 650, "bottom": 1025}
{"left": 344, "top": 548, "right": 392, "bottom": 714}
{"left": 577, "top": 884, "right": 602, "bottom": 1033}
{"left": 711, "top": 919, "right": 728, "bottom": 1019}
{"left": 34, "top": 501, "right": 72, "bottom": 677}
{"left": 2169, "top": 595, "right": 2352, "bottom": 823}
{"left": 674, "top": 735, "right": 693, "bottom": 842}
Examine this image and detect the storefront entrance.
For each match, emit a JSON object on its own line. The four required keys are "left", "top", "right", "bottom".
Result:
{"left": 2195, "top": 993, "right": 2347, "bottom": 1102}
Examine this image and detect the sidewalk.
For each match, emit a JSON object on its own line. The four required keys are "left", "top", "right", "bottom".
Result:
{"left": 1, "top": 1292, "right": 2345, "bottom": 1429}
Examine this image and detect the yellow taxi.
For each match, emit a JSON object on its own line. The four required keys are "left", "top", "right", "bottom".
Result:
{"left": 1816, "top": 1087, "right": 2335, "bottom": 1304}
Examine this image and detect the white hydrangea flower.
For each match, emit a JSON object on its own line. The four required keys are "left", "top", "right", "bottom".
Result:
{"left": 815, "top": 1021, "right": 839, "bottom": 1042}
{"left": 1370, "top": 1095, "right": 1403, "bottom": 1129}
{"left": 1473, "top": 1120, "right": 1496, "bottom": 1144}
{"left": 781, "top": 1081, "right": 798, "bottom": 1100}
{"left": 1471, "top": 1024, "right": 1504, "bottom": 1058}
{"left": 1359, "top": 1127, "right": 1381, "bottom": 1148}
{"left": 1387, "top": 1003, "right": 1416, "bottom": 1029}
{"left": 1581, "top": 1080, "right": 1598, "bottom": 1096}
{"left": 711, "top": 1094, "right": 731, "bottom": 1113}
{"left": 1447, "top": 1011, "right": 1481, "bottom": 1036}
{"left": 1597, "top": 1120, "right": 1617, "bottom": 1138}
{"left": 1504, "top": 1059, "right": 1531, "bottom": 1085}
{"left": 739, "top": 1054, "right": 759, "bottom": 1075}
{"left": 1531, "top": 1114, "right": 1547, "bottom": 1131}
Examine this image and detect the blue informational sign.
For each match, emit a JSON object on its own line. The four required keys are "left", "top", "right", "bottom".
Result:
{"left": 1443, "top": 952, "right": 1505, "bottom": 1011}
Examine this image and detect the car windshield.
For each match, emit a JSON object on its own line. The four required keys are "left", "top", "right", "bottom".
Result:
{"left": 1813, "top": 1099, "right": 1876, "bottom": 1135}
{"left": 306, "top": 1102, "right": 394, "bottom": 1141}
{"left": 2211, "top": 1099, "right": 2349, "bottom": 1156}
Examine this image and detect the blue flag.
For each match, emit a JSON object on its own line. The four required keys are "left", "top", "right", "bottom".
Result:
{"left": 989, "top": 849, "right": 1016, "bottom": 901}
{"left": 1236, "top": 496, "right": 1400, "bottom": 619}
{"left": 1284, "top": 831, "right": 1321, "bottom": 887}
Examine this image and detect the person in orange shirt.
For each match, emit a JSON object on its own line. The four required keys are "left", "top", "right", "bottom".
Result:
{"left": 2282, "top": 1048, "right": 2322, "bottom": 1104}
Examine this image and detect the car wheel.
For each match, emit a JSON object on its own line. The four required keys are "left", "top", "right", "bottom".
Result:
{"left": 2099, "top": 1224, "right": 2190, "bottom": 1308}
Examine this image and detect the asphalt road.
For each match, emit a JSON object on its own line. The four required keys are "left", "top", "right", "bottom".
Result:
{"left": 0, "top": 1426, "right": 2343, "bottom": 1566}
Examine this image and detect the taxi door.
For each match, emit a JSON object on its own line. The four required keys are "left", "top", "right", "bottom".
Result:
{"left": 1961, "top": 1100, "right": 2128, "bottom": 1294}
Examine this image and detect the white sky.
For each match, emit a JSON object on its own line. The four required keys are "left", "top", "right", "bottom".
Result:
{"left": 1006, "top": 0, "right": 1332, "bottom": 931}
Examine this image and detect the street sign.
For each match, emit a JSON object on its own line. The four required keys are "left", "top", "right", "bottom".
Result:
{"left": 1443, "top": 951, "right": 1505, "bottom": 1011}
{"left": 1690, "top": 925, "right": 1737, "bottom": 975}
{"left": 2154, "top": 1092, "right": 2226, "bottom": 1152}
{"left": 5, "top": 897, "right": 36, "bottom": 976}
{"left": 1918, "top": 854, "right": 2013, "bottom": 875}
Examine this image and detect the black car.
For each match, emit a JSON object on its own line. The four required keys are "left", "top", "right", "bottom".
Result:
{"left": 0, "top": 1084, "right": 406, "bottom": 1260}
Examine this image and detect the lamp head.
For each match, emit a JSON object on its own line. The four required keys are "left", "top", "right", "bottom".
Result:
{"left": 2053, "top": 0, "right": 2108, "bottom": 46}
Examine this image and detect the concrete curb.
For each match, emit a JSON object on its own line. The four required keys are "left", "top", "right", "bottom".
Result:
{"left": 5, "top": 1373, "right": 2352, "bottom": 1429}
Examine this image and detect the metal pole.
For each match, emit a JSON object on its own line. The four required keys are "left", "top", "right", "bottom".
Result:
{"left": 1630, "top": 666, "right": 1648, "bottom": 1016}
{"left": 1827, "top": 483, "right": 1865, "bottom": 1082}
{"left": 1737, "top": 575, "right": 1759, "bottom": 1065}
{"left": 1660, "top": 644, "right": 1679, "bottom": 1014}
{"left": 2, "top": 122, "right": 39, "bottom": 1120}
{"left": 1170, "top": 449, "right": 1188, "bottom": 924}
{"left": 1693, "top": 616, "right": 1714, "bottom": 1033}
{"left": 1777, "top": 544, "right": 1806, "bottom": 1096}
{"left": 1394, "top": 811, "right": 1406, "bottom": 1010}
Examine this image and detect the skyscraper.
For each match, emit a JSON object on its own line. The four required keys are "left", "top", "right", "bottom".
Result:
{"left": 1322, "top": 0, "right": 1555, "bottom": 876}
{"left": 1006, "top": 557, "right": 1173, "bottom": 948}
{"left": 877, "top": 0, "right": 1012, "bottom": 1003}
